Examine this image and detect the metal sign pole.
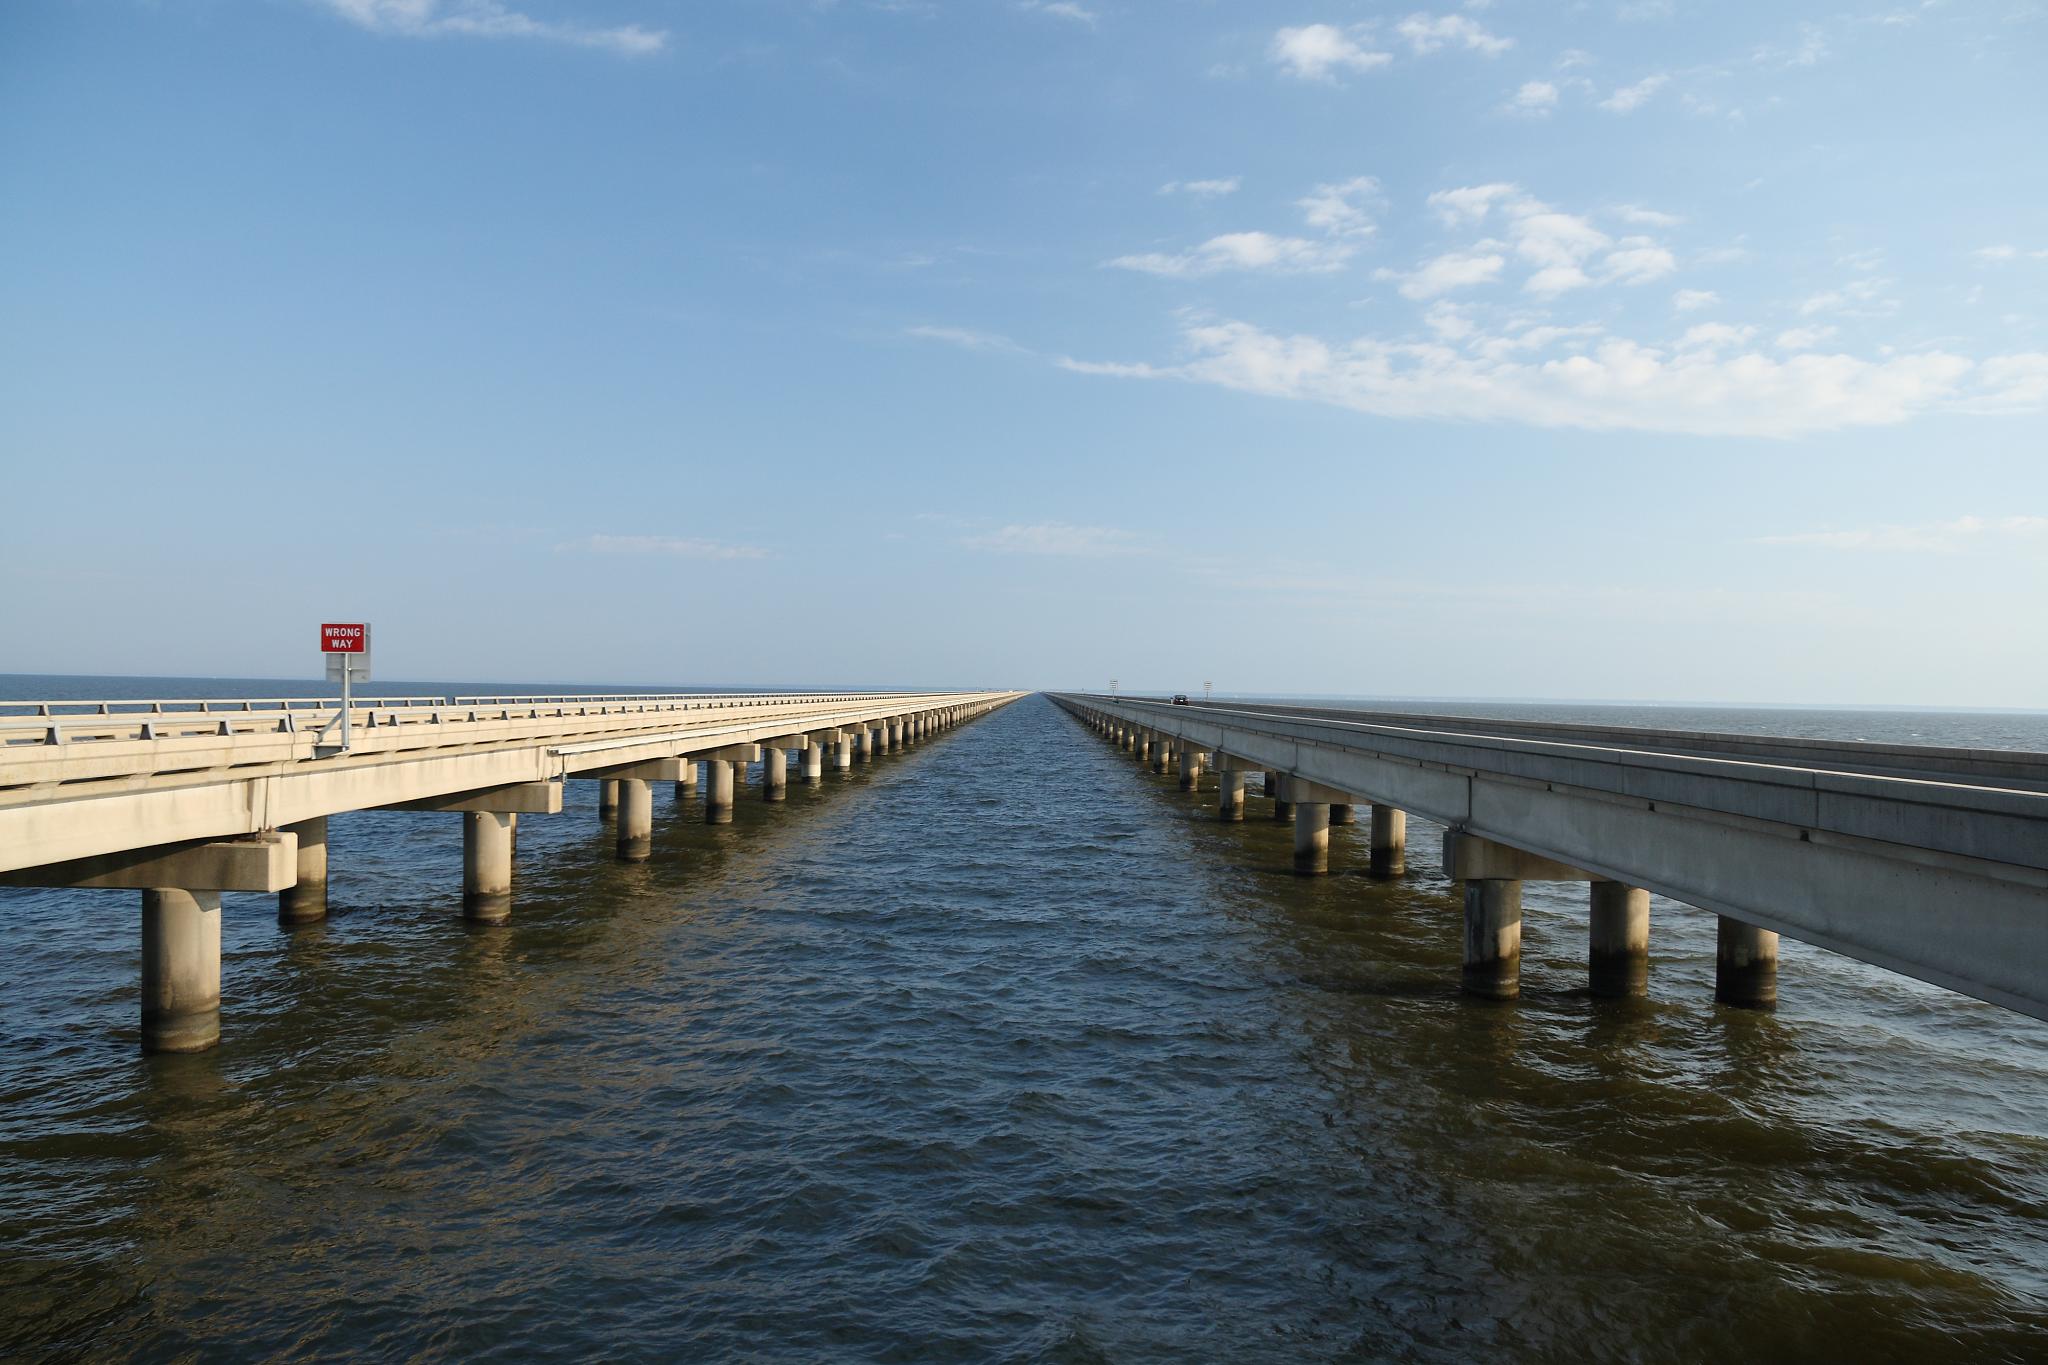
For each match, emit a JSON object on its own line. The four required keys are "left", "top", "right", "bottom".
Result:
{"left": 341, "top": 656, "right": 352, "bottom": 753}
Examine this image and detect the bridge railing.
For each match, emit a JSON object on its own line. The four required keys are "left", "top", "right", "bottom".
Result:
{"left": 0, "top": 691, "right": 985, "bottom": 748}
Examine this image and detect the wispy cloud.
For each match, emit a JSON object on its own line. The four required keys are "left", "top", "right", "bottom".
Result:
{"left": 962, "top": 522, "right": 1148, "bottom": 557}
{"left": 906, "top": 324, "right": 1028, "bottom": 353}
{"left": 1599, "top": 73, "right": 1668, "bottom": 112}
{"left": 1108, "top": 231, "right": 1355, "bottom": 278}
{"left": 1756, "top": 516, "right": 2048, "bottom": 553}
{"left": 1108, "top": 176, "right": 1376, "bottom": 277}
{"left": 1160, "top": 177, "right": 1242, "bottom": 198}
{"left": 559, "top": 534, "right": 770, "bottom": 559}
{"left": 1018, "top": 0, "right": 1097, "bottom": 27}
{"left": 1502, "top": 80, "right": 1558, "bottom": 116}
{"left": 1673, "top": 289, "right": 1718, "bottom": 312}
{"left": 1058, "top": 315, "right": 2048, "bottom": 438}
{"left": 312, "top": 0, "right": 666, "bottom": 54}
{"left": 1395, "top": 13, "right": 1512, "bottom": 56}
{"left": 1268, "top": 24, "right": 1391, "bottom": 81}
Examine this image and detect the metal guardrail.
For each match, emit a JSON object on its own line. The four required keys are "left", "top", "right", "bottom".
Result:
{"left": 0, "top": 692, "right": 983, "bottom": 748}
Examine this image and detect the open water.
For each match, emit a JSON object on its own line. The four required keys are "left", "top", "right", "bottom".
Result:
{"left": 2, "top": 680, "right": 2045, "bottom": 1361}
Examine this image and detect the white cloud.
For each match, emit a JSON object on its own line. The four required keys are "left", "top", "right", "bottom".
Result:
{"left": 313, "top": 0, "right": 665, "bottom": 54}
{"left": 1976, "top": 244, "right": 2048, "bottom": 264}
{"left": 962, "top": 522, "right": 1148, "bottom": 556}
{"left": 1296, "top": 176, "right": 1380, "bottom": 237}
{"left": 1673, "top": 288, "right": 1718, "bottom": 312}
{"left": 1796, "top": 277, "right": 1895, "bottom": 317}
{"left": 1599, "top": 74, "right": 1668, "bottom": 112}
{"left": 1107, "top": 231, "right": 1355, "bottom": 278}
{"left": 1617, "top": 204, "right": 1683, "bottom": 227}
{"left": 1395, "top": 13, "right": 1513, "bottom": 55}
{"left": 1269, "top": 24, "right": 1391, "bottom": 81}
{"left": 1504, "top": 80, "right": 1558, "bottom": 115}
{"left": 907, "top": 325, "right": 1027, "bottom": 353}
{"left": 1377, "top": 248, "right": 1507, "bottom": 299}
{"left": 1160, "top": 177, "right": 1242, "bottom": 198}
{"left": 1019, "top": 0, "right": 1097, "bottom": 24}
{"left": 1427, "top": 182, "right": 1519, "bottom": 227}
{"left": 562, "top": 534, "right": 769, "bottom": 559}
{"left": 1602, "top": 237, "right": 1677, "bottom": 285}
{"left": 1756, "top": 516, "right": 2048, "bottom": 553}
{"left": 1774, "top": 325, "right": 1837, "bottom": 351}
{"left": 1678, "top": 322, "right": 1755, "bottom": 350}
{"left": 1060, "top": 316, "right": 2048, "bottom": 437}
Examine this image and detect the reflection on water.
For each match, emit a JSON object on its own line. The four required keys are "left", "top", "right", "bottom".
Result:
{"left": 1, "top": 687, "right": 2045, "bottom": 1361}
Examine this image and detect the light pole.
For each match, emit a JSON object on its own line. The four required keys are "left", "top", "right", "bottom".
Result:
{"left": 1110, "top": 678, "right": 1119, "bottom": 696}
{"left": 1204, "top": 681, "right": 1212, "bottom": 702}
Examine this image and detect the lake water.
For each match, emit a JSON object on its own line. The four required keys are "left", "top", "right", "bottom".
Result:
{"left": 2, "top": 679, "right": 2045, "bottom": 1361}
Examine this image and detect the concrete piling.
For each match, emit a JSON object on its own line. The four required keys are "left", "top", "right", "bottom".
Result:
{"left": 141, "top": 888, "right": 221, "bottom": 1053}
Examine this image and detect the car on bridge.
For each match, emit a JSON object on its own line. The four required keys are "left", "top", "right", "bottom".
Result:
{"left": 1170, "top": 694, "right": 1191, "bottom": 705}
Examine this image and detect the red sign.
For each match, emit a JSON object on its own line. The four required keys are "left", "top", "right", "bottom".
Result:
{"left": 320, "top": 623, "right": 367, "bottom": 653}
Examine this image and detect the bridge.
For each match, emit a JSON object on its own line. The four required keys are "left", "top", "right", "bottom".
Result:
{"left": 1053, "top": 694, "right": 2048, "bottom": 1022}
{"left": 0, "top": 690, "right": 1023, "bottom": 1052}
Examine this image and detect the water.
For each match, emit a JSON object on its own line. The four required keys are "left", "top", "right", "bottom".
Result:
{"left": 3, "top": 682, "right": 2046, "bottom": 1361}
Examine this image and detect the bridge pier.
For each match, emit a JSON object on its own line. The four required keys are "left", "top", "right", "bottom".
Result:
{"left": 804, "top": 742, "right": 826, "bottom": 783}
{"left": 1590, "top": 882, "right": 1651, "bottom": 997}
{"left": 141, "top": 888, "right": 222, "bottom": 1053}
{"left": 1370, "top": 805, "right": 1406, "bottom": 877}
{"left": 705, "top": 760, "right": 735, "bottom": 824}
{"left": 1217, "top": 767, "right": 1245, "bottom": 822}
{"left": 278, "top": 816, "right": 328, "bottom": 924}
{"left": 598, "top": 779, "right": 618, "bottom": 822}
{"left": 673, "top": 759, "right": 697, "bottom": 807}
{"left": 1462, "top": 879, "right": 1523, "bottom": 1000}
{"left": 763, "top": 749, "right": 788, "bottom": 802}
{"left": 1271, "top": 773, "right": 1293, "bottom": 822}
{"left": 616, "top": 778, "right": 653, "bottom": 861}
{"left": 1330, "top": 803, "right": 1354, "bottom": 826}
{"left": 1716, "top": 917, "right": 1779, "bottom": 1009}
{"left": 836, "top": 735, "right": 855, "bottom": 771}
{"left": 463, "top": 811, "right": 516, "bottom": 922}
{"left": 1293, "top": 801, "right": 1331, "bottom": 875}
{"left": 1179, "top": 750, "right": 1204, "bottom": 792}
{"left": 856, "top": 729, "right": 873, "bottom": 762}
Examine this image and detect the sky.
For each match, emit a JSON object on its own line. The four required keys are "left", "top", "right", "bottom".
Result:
{"left": 2, "top": 0, "right": 2044, "bottom": 705}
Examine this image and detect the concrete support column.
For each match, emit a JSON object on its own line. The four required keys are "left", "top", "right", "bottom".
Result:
{"left": 883, "top": 721, "right": 898, "bottom": 753}
{"left": 804, "top": 743, "right": 826, "bottom": 783}
{"left": 835, "top": 736, "right": 855, "bottom": 771}
{"left": 1218, "top": 769, "right": 1245, "bottom": 822}
{"left": 463, "top": 811, "right": 515, "bottom": 923}
{"left": 1179, "top": 751, "right": 1204, "bottom": 791}
{"left": 706, "top": 759, "right": 735, "bottom": 824}
{"left": 1271, "top": 776, "right": 1293, "bottom": 822}
{"left": 616, "top": 778, "right": 653, "bottom": 862}
{"left": 140, "top": 888, "right": 221, "bottom": 1053}
{"left": 1715, "top": 916, "right": 1779, "bottom": 1009}
{"left": 1330, "top": 803, "right": 1355, "bottom": 826}
{"left": 1370, "top": 805, "right": 1407, "bottom": 877}
{"left": 1462, "top": 879, "right": 1523, "bottom": 1000}
{"left": 598, "top": 778, "right": 619, "bottom": 822}
{"left": 856, "top": 729, "right": 873, "bottom": 762}
{"left": 1263, "top": 772, "right": 1278, "bottom": 798}
{"left": 1293, "top": 802, "right": 1331, "bottom": 874}
{"left": 278, "top": 816, "right": 328, "bottom": 924}
{"left": 674, "top": 759, "right": 698, "bottom": 806}
{"left": 1152, "top": 742, "right": 1172, "bottom": 775}
{"left": 764, "top": 748, "right": 788, "bottom": 802}
{"left": 1589, "top": 882, "right": 1651, "bottom": 998}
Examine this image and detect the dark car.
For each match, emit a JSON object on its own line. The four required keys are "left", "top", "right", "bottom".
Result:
{"left": 1170, "top": 694, "right": 1191, "bottom": 705}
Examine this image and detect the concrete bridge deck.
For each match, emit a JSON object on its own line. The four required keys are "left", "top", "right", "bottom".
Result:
{"left": 1, "top": 689, "right": 1023, "bottom": 1052}
{"left": 1054, "top": 694, "right": 2048, "bottom": 1023}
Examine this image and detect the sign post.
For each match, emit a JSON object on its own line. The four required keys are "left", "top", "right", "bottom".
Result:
{"left": 319, "top": 623, "right": 370, "bottom": 753}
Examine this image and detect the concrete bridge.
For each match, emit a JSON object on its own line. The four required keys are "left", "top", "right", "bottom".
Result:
{"left": 1053, "top": 695, "right": 2048, "bottom": 1022}
{"left": 0, "top": 689, "right": 1023, "bottom": 1052}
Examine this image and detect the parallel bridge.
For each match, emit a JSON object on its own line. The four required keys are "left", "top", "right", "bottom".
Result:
{"left": 1053, "top": 695, "right": 2048, "bottom": 1022}
{"left": 1, "top": 689, "right": 1023, "bottom": 1052}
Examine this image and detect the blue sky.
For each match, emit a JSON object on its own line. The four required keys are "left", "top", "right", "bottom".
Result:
{"left": 2, "top": 0, "right": 2044, "bottom": 704}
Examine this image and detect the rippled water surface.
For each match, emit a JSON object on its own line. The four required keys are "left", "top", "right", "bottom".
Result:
{"left": 3, "top": 684, "right": 2047, "bottom": 1361}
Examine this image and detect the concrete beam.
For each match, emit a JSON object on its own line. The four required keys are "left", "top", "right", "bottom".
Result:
{"left": 0, "top": 833, "right": 296, "bottom": 893}
{"left": 759, "top": 733, "right": 811, "bottom": 750}
{"left": 1441, "top": 830, "right": 1595, "bottom": 882}
{"left": 585, "top": 758, "right": 689, "bottom": 783}
{"left": 700, "top": 744, "right": 762, "bottom": 764}
{"left": 380, "top": 781, "right": 564, "bottom": 815}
